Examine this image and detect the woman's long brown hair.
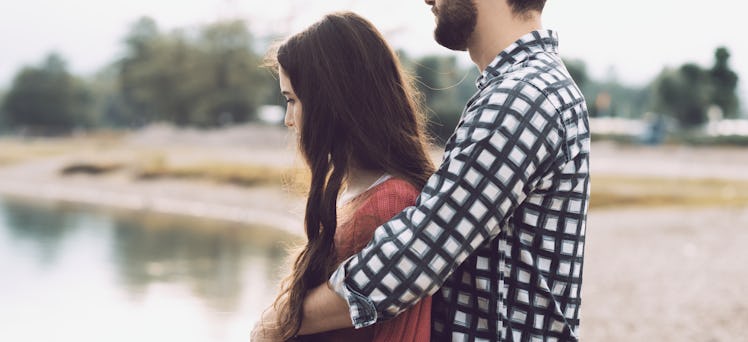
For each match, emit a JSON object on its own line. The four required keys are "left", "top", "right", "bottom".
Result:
{"left": 266, "top": 12, "right": 434, "bottom": 340}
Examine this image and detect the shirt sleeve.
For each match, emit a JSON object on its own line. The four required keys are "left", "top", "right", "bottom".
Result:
{"left": 328, "top": 80, "right": 567, "bottom": 328}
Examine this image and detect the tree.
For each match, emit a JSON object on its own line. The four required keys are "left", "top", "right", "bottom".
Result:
{"left": 559, "top": 60, "right": 605, "bottom": 118}
{"left": 410, "top": 55, "right": 475, "bottom": 143}
{"left": 188, "top": 20, "right": 265, "bottom": 125}
{"left": 651, "top": 64, "right": 712, "bottom": 128}
{"left": 88, "top": 64, "right": 133, "bottom": 128}
{"left": 1, "top": 53, "right": 92, "bottom": 134}
{"left": 118, "top": 17, "right": 269, "bottom": 127}
{"left": 710, "top": 47, "right": 739, "bottom": 118}
{"left": 0, "top": 88, "right": 7, "bottom": 132}
{"left": 563, "top": 58, "right": 589, "bottom": 91}
{"left": 118, "top": 17, "right": 167, "bottom": 125}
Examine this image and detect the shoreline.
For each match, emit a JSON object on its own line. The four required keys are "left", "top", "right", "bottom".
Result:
{"left": 2, "top": 124, "right": 748, "bottom": 236}
{"left": 0, "top": 124, "right": 307, "bottom": 234}
{"left": 0, "top": 175, "right": 305, "bottom": 236}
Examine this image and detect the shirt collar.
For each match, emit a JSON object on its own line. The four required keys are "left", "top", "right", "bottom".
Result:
{"left": 476, "top": 29, "right": 559, "bottom": 89}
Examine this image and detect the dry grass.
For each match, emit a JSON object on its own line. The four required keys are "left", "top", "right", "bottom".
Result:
{"left": 15, "top": 131, "right": 735, "bottom": 210}
{"left": 0, "top": 140, "right": 79, "bottom": 165}
{"left": 56, "top": 156, "right": 297, "bottom": 188}
{"left": 591, "top": 175, "right": 748, "bottom": 209}
{"left": 0, "top": 133, "right": 125, "bottom": 166}
{"left": 137, "top": 162, "right": 286, "bottom": 186}
{"left": 56, "top": 156, "right": 748, "bottom": 210}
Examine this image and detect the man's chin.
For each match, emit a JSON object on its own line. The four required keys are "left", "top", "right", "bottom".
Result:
{"left": 434, "top": 33, "right": 469, "bottom": 51}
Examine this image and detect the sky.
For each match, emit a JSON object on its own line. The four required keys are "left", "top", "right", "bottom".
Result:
{"left": 0, "top": 0, "right": 745, "bottom": 113}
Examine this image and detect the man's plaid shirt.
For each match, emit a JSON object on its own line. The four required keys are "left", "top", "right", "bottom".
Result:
{"left": 329, "top": 30, "right": 590, "bottom": 341}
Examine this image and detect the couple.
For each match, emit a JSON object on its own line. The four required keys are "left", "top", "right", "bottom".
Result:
{"left": 254, "top": 0, "right": 590, "bottom": 341}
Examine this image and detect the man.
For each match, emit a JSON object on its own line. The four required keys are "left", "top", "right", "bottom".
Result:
{"left": 253, "top": 0, "right": 589, "bottom": 340}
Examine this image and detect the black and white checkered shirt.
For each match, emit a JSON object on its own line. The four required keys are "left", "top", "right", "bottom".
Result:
{"left": 329, "top": 30, "right": 590, "bottom": 341}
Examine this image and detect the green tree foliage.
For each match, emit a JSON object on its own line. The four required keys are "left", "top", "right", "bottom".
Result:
{"left": 563, "top": 58, "right": 589, "bottom": 91}
{"left": 650, "top": 47, "right": 741, "bottom": 127}
{"left": 88, "top": 65, "right": 133, "bottom": 128}
{"left": 1, "top": 53, "right": 92, "bottom": 134}
{"left": 119, "top": 17, "right": 266, "bottom": 127}
{"left": 118, "top": 17, "right": 165, "bottom": 125}
{"left": 564, "top": 58, "right": 598, "bottom": 117}
{"left": 652, "top": 64, "right": 712, "bottom": 128}
{"left": 563, "top": 61, "right": 651, "bottom": 119}
{"left": 710, "top": 47, "right": 739, "bottom": 118}
{"left": 0, "top": 17, "right": 740, "bottom": 136}
{"left": 404, "top": 54, "right": 478, "bottom": 143}
{"left": 592, "top": 82, "right": 651, "bottom": 119}
{"left": 0, "top": 89, "right": 7, "bottom": 132}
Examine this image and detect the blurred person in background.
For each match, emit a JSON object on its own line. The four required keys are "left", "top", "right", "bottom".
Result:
{"left": 252, "top": 11, "right": 436, "bottom": 342}
{"left": 255, "top": 0, "right": 590, "bottom": 340}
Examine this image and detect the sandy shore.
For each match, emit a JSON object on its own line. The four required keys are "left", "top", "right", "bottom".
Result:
{"left": 583, "top": 207, "right": 748, "bottom": 341}
{"left": 0, "top": 124, "right": 307, "bottom": 233}
{"left": 1, "top": 124, "right": 747, "bottom": 341}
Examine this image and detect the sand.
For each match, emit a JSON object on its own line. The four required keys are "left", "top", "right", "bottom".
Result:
{"left": 583, "top": 207, "right": 748, "bottom": 341}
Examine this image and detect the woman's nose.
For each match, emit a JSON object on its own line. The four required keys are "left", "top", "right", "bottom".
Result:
{"left": 284, "top": 113, "right": 294, "bottom": 128}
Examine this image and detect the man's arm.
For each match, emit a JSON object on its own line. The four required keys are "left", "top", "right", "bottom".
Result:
{"left": 317, "top": 82, "right": 568, "bottom": 329}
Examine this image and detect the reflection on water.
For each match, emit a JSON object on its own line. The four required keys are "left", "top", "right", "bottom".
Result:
{"left": 0, "top": 195, "right": 299, "bottom": 342}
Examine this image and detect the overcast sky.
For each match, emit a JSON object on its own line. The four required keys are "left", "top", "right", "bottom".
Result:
{"left": 1, "top": 0, "right": 745, "bottom": 111}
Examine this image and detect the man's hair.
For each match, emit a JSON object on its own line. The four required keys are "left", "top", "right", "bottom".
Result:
{"left": 506, "top": 0, "right": 546, "bottom": 15}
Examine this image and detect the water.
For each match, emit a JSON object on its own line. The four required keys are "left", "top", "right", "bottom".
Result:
{"left": 0, "top": 195, "right": 299, "bottom": 342}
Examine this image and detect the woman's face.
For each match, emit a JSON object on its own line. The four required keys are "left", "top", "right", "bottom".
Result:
{"left": 279, "top": 67, "right": 302, "bottom": 134}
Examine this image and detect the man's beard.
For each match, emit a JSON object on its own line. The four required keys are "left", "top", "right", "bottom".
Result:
{"left": 433, "top": 0, "right": 478, "bottom": 51}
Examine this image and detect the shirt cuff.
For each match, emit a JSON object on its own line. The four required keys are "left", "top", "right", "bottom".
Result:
{"left": 328, "top": 260, "right": 378, "bottom": 329}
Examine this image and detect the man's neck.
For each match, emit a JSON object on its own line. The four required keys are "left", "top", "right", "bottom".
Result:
{"left": 467, "top": 6, "right": 542, "bottom": 72}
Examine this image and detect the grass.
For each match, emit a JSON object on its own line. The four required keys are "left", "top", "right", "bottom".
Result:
{"left": 591, "top": 175, "right": 748, "bottom": 209}
{"left": 0, "top": 130, "right": 726, "bottom": 210}
{"left": 0, "top": 133, "right": 125, "bottom": 166}
{"left": 136, "top": 162, "right": 295, "bottom": 187}
{"left": 56, "top": 151, "right": 748, "bottom": 209}
{"left": 592, "top": 132, "right": 748, "bottom": 147}
{"left": 58, "top": 158, "right": 312, "bottom": 194}
{"left": 57, "top": 157, "right": 748, "bottom": 210}
{"left": 675, "top": 134, "right": 748, "bottom": 147}
{"left": 0, "top": 140, "right": 80, "bottom": 165}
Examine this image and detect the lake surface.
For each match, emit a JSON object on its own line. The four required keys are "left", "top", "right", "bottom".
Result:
{"left": 0, "top": 195, "right": 299, "bottom": 342}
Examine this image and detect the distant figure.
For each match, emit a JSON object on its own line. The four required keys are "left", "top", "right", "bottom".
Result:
{"left": 254, "top": 0, "right": 590, "bottom": 340}
{"left": 253, "top": 12, "right": 435, "bottom": 342}
{"left": 641, "top": 112, "right": 667, "bottom": 145}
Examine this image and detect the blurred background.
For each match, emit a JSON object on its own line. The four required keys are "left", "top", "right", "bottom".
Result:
{"left": 0, "top": 0, "right": 746, "bottom": 341}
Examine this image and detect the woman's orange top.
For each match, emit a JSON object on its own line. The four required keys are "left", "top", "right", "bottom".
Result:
{"left": 307, "top": 177, "right": 431, "bottom": 342}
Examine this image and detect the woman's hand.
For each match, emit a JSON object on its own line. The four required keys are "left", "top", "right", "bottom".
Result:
{"left": 251, "top": 307, "right": 283, "bottom": 342}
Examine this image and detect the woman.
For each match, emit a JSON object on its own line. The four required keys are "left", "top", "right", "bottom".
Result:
{"left": 254, "top": 11, "right": 435, "bottom": 342}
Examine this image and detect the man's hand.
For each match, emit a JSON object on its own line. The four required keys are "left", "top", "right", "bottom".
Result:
{"left": 250, "top": 307, "right": 283, "bottom": 342}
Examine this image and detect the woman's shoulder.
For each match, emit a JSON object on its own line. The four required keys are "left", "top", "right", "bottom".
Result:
{"left": 336, "top": 177, "right": 422, "bottom": 261}
{"left": 364, "top": 177, "right": 420, "bottom": 205}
